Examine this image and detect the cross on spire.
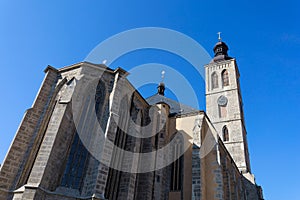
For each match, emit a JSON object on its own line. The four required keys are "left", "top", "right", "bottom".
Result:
{"left": 217, "top": 32, "right": 222, "bottom": 41}
{"left": 161, "top": 70, "right": 165, "bottom": 82}
{"left": 158, "top": 70, "right": 166, "bottom": 96}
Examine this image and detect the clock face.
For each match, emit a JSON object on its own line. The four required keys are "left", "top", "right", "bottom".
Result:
{"left": 217, "top": 95, "right": 228, "bottom": 106}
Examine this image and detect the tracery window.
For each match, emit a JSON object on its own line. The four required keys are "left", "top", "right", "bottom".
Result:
{"left": 222, "top": 69, "right": 229, "bottom": 86}
{"left": 211, "top": 72, "right": 218, "bottom": 89}
{"left": 61, "top": 133, "right": 89, "bottom": 190}
{"left": 61, "top": 79, "right": 107, "bottom": 191}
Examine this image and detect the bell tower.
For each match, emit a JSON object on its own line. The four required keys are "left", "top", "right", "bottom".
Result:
{"left": 205, "top": 35, "right": 251, "bottom": 173}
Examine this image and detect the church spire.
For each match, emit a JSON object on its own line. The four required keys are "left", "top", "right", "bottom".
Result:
{"left": 157, "top": 70, "right": 165, "bottom": 96}
{"left": 211, "top": 32, "right": 232, "bottom": 63}
{"left": 206, "top": 37, "right": 251, "bottom": 173}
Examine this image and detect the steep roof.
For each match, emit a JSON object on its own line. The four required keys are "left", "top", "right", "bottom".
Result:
{"left": 146, "top": 93, "right": 199, "bottom": 116}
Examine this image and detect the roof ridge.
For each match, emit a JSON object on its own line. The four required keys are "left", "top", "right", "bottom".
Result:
{"left": 146, "top": 94, "right": 199, "bottom": 115}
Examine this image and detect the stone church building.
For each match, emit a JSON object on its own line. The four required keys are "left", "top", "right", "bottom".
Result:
{"left": 0, "top": 40, "right": 263, "bottom": 200}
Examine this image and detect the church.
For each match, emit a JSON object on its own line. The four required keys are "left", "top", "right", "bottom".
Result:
{"left": 0, "top": 39, "right": 263, "bottom": 200}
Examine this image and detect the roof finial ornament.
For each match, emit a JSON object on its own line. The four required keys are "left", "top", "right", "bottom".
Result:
{"left": 157, "top": 70, "right": 166, "bottom": 96}
{"left": 217, "top": 32, "right": 222, "bottom": 41}
{"left": 212, "top": 33, "right": 232, "bottom": 63}
{"left": 161, "top": 70, "right": 165, "bottom": 82}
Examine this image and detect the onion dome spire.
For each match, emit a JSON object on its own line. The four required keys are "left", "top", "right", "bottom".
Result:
{"left": 211, "top": 32, "right": 232, "bottom": 63}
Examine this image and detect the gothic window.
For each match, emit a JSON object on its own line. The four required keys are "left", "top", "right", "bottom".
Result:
{"left": 95, "top": 80, "right": 105, "bottom": 114}
{"left": 95, "top": 80, "right": 108, "bottom": 131}
{"left": 61, "top": 133, "right": 89, "bottom": 190}
{"left": 222, "top": 69, "right": 229, "bottom": 86}
{"left": 170, "top": 135, "right": 183, "bottom": 191}
{"left": 105, "top": 127, "right": 125, "bottom": 199}
{"left": 130, "top": 95, "right": 140, "bottom": 124}
{"left": 211, "top": 72, "right": 218, "bottom": 89}
{"left": 223, "top": 126, "right": 229, "bottom": 142}
{"left": 105, "top": 96, "right": 129, "bottom": 199}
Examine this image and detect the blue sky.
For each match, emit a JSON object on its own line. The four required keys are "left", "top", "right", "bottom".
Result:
{"left": 0, "top": 1, "right": 299, "bottom": 199}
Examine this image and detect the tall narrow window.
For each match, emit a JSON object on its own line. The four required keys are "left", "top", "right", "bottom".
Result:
{"left": 223, "top": 126, "right": 229, "bottom": 142}
{"left": 222, "top": 69, "right": 229, "bottom": 86}
{"left": 105, "top": 96, "right": 129, "bottom": 199}
{"left": 95, "top": 80, "right": 107, "bottom": 131}
{"left": 171, "top": 135, "right": 183, "bottom": 191}
{"left": 61, "top": 133, "right": 89, "bottom": 190}
{"left": 211, "top": 72, "right": 218, "bottom": 89}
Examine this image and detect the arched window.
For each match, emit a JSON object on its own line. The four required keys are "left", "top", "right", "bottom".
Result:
{"left": 211, "top": 72, "right": 218, "bottom": 89}
{"left": 222, "top": 69, "right": 229, "bottom": 86}
{"left": 95, "top": 80, "right": 107, "bottom": 131}
{"left": 223, "top": 126, "right": 229, "bottom": 142}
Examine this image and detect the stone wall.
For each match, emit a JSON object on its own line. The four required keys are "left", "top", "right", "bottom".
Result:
{"left": 0, "top": 61, "right": 263, "bottom": 200}
{"left": 205, "top": 59, "right": 251, "bottom": 173}
{"left": 0, "top": 66, "right": 59, "bottom": 200}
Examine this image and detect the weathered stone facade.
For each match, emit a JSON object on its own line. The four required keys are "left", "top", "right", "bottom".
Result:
{"left": 0, "top": 41, "right": 263, "bottom": 200}
{"left": 205, "top": 59, "right": 251, "bottom": 173}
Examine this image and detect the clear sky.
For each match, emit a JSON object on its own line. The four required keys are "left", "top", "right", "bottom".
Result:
{"left": 0, "top": 1, "right": 299, "bottom": 199}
